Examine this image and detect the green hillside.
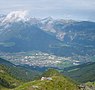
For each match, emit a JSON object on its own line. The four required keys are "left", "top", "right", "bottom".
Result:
{"left": 0, "top": 65, "right": 79, "bottom": 90}
{"left": 0, "top": 58, "right": 21, "bottom": 89}
{"left": 0, "top": 57, "right": 41, "bottom": 90}
{"left": 0, "top": 58, "right": 41, "bottom": 82}
{"left": 0, "top": 65, "right": 21, "bottom": 89}
{"left": 15, "top": 69, "right": 79, "bottom": 90}
{"left": 86, "top": 81, "right": 95, "bottom": 88}
{"left": 63, "top": 62, "right": 95, "bottom": 83}
{"left": 41, "top": 68, "right": 61, "bottom": 77}
{"left": 6, "top": 66, "right": 41, "bottom": 82}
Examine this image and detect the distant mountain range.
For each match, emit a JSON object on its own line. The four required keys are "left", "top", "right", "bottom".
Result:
{"left": 0, "top": 11, "right": 95, "bottom": 57}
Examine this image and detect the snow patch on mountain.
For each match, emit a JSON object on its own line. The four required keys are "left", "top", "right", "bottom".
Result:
{"left": 2, "top": 11, "right": 28, "bottom": 23}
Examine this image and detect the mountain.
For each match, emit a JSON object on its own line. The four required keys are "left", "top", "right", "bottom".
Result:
{"left": 15, "top": 69, "right": 79, "bottom": 90}
{"left": 0, "top": 25, "right": 60, "bottom": 53}
{"left": 0, "top": 11, "right": 95, "bottom": 66}
{"left": 2, "top": 11, "right": 28, "bottom": 24}
{"left": 0, "top": 11, "right": 94, "bottom": 54}
{"left": 0, "top": 14, "right": 61, "bottom": 53}
{"left": 0, "top": 57, "right": 14, "bottom": 66}
{"left": 63, "top": 62, "right": 95, "bottom": 83}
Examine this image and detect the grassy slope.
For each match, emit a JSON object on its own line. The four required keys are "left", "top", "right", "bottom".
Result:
{"left": 0, "top": 65, "right": 21, "bottom": 89}
{"left": 15, "top": 69, "right": 78, "bottom": 90}
{"left": 6, "top": 66, "right": 41, "bottom": 82}
{"left": 0, "top": 67, "right": 78, "bottom": 90}
{"left": 86, "top": 82, "right": 95, "bottom": 87}
{"left": 0, "top": 57, "right": 41, "bottom": 90}
{"left": 0, "top": 57, "right": 41, "bottom": 82}
{"left": 63, "top": 62, "right": 95, "bottom": 83}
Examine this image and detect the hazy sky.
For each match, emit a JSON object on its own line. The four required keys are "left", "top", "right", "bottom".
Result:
{"left": 0, "top": 0, "right": 95, "bottom": 21}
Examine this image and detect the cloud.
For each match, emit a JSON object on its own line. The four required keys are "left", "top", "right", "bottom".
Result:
{"left": 0, "top": 0, "right": 95, "bottom": 21}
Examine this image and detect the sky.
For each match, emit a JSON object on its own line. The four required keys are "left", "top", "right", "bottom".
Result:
{"left": 0, "top": 0, "right": 95, "bottom": 21}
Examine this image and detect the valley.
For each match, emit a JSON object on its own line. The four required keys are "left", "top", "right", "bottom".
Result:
{"left": 0, "top": 51, "right": 94, "bottom": 69}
